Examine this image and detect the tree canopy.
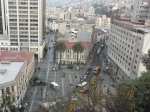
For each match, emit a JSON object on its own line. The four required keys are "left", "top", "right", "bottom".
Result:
{"left": 72, "top": 42, "right": 84, "bottom": 65}
{"left": 55, "top": 41, "right": 66, "bottom": 69}
{"left": 142, "top": 49, "right": 150, "bottom": 70}
{"left": 107, "top": 71, "right": 150, "bottom": 112}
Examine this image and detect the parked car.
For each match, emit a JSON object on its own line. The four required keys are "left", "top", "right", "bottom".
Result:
{"left": 62, "top": 72, "right": 65, "bottom": 77}
{"left": 83, "top": 75, "right": 87, "bottom": 80}
{"left": 86, "top": 68, "right": 92, "bottom": 75}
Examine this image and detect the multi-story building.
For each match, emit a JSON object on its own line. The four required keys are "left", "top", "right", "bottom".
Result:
{"left": 108, "top": 19, "right": 150, "bottom": 81}
{"left": 58, "top": 39, "right": 91, "bottom": 64}
{"left": 0, "top": 51, "right": 35, "bottom": 107}
{"left": 92, "top": 28, "right": 108, "bottom": 44}
{"left": 131, "top": 0, "right": 150, "bottom": 23}
{"left": 0, "top": 0, "right": 46, "bottom": 62}
{"left": 95, "top": 15, "right": 111, "bottom": 28}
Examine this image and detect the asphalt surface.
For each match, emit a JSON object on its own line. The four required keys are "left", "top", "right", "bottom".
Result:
{"left": 24, "top": 36, "right": 116, "bottom": 111}
{"left": 24, "top": 33, "right": 86, "bottom": 112}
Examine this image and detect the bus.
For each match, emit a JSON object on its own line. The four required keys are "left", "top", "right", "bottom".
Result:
{"left": 80, "top": 86, "right": 89, "bottom": 94}
{"left": 50, "top": 82, "right": 59, "bottom": 90}
{"left": 90, "top": 76, "right": 97, "bottom": 85}
{"left": 76, "top": 81, "right": 89, "bottom": 93}
{"left": 97, "top": 48, "right": 101, "bottom": 55}
{"left": 93, "top": 66, "right": 100, "bottom": 74}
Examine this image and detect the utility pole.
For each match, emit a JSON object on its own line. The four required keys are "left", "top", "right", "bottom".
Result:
{"left": 41, "top": 86, "right": 43, "bottom": 99}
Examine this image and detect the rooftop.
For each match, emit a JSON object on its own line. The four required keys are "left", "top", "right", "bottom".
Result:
{"left": 62, "top": 40, "right": 91, "bottom": 49}
{"left": 85, "top": 20, "right": 95, "bottom": 24}
{"left": 0, "top": 62, "right": 25, "bottom": 85}
{"left": 115, "top": 19, "right": 144, "bottom": 26}
{"left": 0, "top": 34, "right": 9, "bottom": 40}
{"left": 0, "top": 51, "right": 34, "bottom": 64}
{"left": 58, "top": 31, "right": 91, "bottom": 42}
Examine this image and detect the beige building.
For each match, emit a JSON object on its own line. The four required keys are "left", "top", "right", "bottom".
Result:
{"left": 0, "top": 51, "right": 35, "bottom": 106}
{"left": 58, "top": 38, "right": 91, "bottom": 64}
{"left": 95, "top": 15, "right": 111, "bottom": 27}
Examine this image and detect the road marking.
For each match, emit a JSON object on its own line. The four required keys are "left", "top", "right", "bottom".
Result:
{"left": 62, "top": 77, "right": 64, "bottom": 96}
{"left": 77, "top": 71, "right": 79, "bottom": 82}
{"left": 69, "top": 74, "right": 72, "bottom": 84}
{"left": 54, "top": 71, "right": 56, "bottom": 82}
{"left": 43, "top": 68, "right": 50, "bottom": 99}
{"left": 29, "top": 87, "right": 37, "bottom": 112}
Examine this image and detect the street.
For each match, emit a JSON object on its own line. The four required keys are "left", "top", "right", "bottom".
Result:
{"left": 24, "top": 35, "right": 116, "bottom": 112}
{"left": 25, "top": 33, "right": 85, "bottom": 112}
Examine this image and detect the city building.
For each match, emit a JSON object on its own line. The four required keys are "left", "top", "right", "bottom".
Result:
{"left": 0, "top": 0, "right": 46, "bottom": 62}
{"left": 108, "top": 19, "right": 150, "bottom": 81}
{"left": 95, "top": 15, "right": 111, "bottom": 28}
{"left": 0, "top": 51, "right": 35, "bottom": 107}
{"left": 95, "top": 15, "right": 111, "bottom": 27}
{"left": 58, "top": 39, "right": 91, "bottom": 64}
{"left": 92, "top": 28, "right": 108, "bottom": 44}
{"left": 131, "top": 0, "right": 150, "bottom": 23}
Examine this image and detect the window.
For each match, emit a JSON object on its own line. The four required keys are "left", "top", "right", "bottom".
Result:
{"left": 12, "top": 86, "right": 14, "bottom": 91}
{"left": 134, "top": 66, "right": 136, "bottom": 69}
{"left": 137, "top": 49, "right": 139, "bottom": 52}
{"left": 6, "top": 87, "right": 9, "bottom": 93}
{"left": 67, "top": 55, "right": 69, "bottom": 59}
{"left": 67, "top": 49, "right": 69, "bottom": 53}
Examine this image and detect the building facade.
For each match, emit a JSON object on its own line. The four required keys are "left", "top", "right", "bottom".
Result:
{"left": 0, "top": 51, "right": 35, "bottom": 107}
{"left": 58, "top": 39, "right": 91, "bottom": 64}
{"left": 131, "top": 0, "right": 150, "bottom": 23}
{"left": 0, "top": 0, "right": 46, "bottom": 62}
{"left": 108, "top": 19, "right": 150, "bottom": 81}
{"left": 95, "top": 15, "right": 111, "bottom": 28}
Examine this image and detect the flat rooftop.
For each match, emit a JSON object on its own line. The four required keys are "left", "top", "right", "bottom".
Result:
{"left": 0, "top": 62, "right": 25, "bottom": 85}
{"left": 0, "top": 34, "right": 9, "bottom": 40}
{"left": 115, "top": 19, "right": 144, "bottom": 26}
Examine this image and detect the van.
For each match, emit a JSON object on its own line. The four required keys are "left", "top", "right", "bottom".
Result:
{"left": 50, "top": 82, "right": 59, "bottom": 90}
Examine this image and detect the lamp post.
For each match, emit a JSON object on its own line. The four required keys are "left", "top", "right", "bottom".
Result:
{"left": 41, "top": 86, "right": 43, "bottom": 100}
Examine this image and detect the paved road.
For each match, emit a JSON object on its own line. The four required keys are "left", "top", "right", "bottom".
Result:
{"left": 24, "top": 33, "right": 85, "bottom": 112}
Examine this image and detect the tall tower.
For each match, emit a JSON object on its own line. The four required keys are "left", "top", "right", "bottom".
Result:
{"left": 3, "top": 0, "right": 46, "bottom": 61}
{"left": 0, "top": 0, "right": 2, "bottom": 34}
{"left": 131, "top": 0, "right": 150, "bottom": 23}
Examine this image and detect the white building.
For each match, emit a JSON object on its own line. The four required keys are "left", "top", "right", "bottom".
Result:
{"left": 95, "top": 15, "right": 111, "bottom": 28}
{"left": 0, "top": 0, "right": 46, "bottom": 62}
{"left": 131, "top": 0, "right": 150, "bottom": 23}
{"left": 0, "top": 51, "right": 35, "bottom": 107}
{"left": 108, "top": 19, "right": 150, "bottom": 81}
{"left": 88, "top": 6, "right": 95, "bottom": 15}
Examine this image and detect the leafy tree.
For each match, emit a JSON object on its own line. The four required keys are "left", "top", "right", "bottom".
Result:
{"left": 55, "top": 41, "right": 66, "bottom": 69}
{"left": 72, "top": 42, "right": 84, "bottom": 65}
{"left": 142, "top": 49, "right": 150, "bottom": 70}
{"left": 106, "top": 70, "right": 150, "bottom": 112}
{"left": 106, "top": 82, "right": 136, "bottom": 112}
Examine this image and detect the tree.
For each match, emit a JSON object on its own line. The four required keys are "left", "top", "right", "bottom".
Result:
{"left": 106, "top": 70, "right": 150, "bottom": 112}
{"left": 72, "top": 42, "right": 84, "bottom": 65}
{"left": 142, "top": 49, "right": 150, "bottom": 70}
{"left": 55, "top": 41, "right": 66, "bottom": 69}
{"left": 106, "top": 82, "right": 136, "bottom": 112}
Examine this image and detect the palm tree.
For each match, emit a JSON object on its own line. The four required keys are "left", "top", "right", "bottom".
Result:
{"left": 55, "top": 41, "right": 66, "bottom": 69}
{"left": 72, "top": 42, "right": 84, "bottom": 65}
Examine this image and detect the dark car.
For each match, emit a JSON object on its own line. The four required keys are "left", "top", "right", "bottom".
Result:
{"left": 86, "top": 68, "right": 92, "bottom": 75}
{"left": 62, "top": 72, "right": 65, "bottom": 77}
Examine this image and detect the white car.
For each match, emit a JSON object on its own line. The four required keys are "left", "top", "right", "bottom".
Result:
{"left": 83, "top": 75, "right": 87, "bottom": 80}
